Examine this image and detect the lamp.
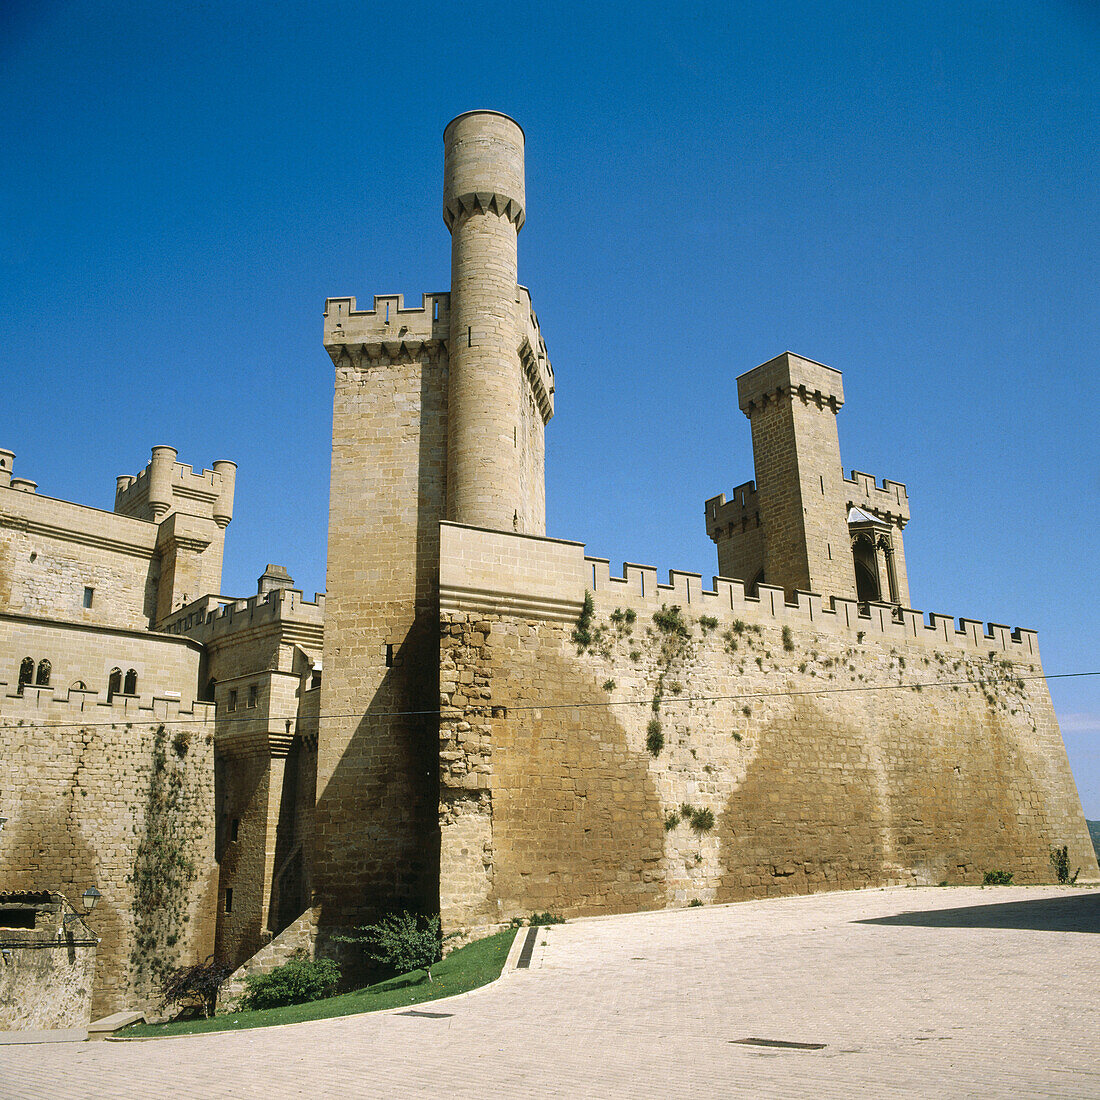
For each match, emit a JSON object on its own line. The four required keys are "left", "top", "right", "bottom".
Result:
{"left": 81, "top": 887, "right": 101, "bottom": 913}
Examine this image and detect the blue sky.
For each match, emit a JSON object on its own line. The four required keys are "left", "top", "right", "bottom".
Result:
{"left": 2, "top": 1, "right": 1098, "bottom": 815}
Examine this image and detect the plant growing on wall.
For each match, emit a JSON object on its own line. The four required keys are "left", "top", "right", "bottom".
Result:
{"left": 129, "top": 724, "right": 202, "bottom": 996}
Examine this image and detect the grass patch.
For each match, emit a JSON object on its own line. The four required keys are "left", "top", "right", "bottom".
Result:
{"left": 118, "top": 929, "right": 516, "bottom": 1039}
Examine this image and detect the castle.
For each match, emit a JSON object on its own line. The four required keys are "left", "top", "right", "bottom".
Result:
{"left": 1, "top": 111, "right": 1095, "bottom": 1019}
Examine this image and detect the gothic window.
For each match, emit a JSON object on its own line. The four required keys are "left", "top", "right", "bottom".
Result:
{"left": 17, "top": 657, "right": 34, "bottom": 694}
{"left": 123, "top": 669, "right": 138, "bottom": 695}
{"left": 107, "top": 668, "right": 122, "bottom": 701}
{"left": 35, "top": 659, "right": 51, "bottom": 687}
{"left": 204, "top": 677, "right": 217, "bottom": 702}
{"left": 852, "top": 534, "right": 881, "bottom": 603}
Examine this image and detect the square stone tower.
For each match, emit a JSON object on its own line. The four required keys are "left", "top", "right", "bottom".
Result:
{"left": 314, "top": 111, "right": 553, "bottom": 935}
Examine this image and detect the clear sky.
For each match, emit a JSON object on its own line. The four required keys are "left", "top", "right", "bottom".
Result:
{"left": 2, "top": 1, "right": 1098, "bottom": 815}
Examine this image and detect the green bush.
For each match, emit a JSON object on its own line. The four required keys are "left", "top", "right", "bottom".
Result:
{"left": 242, "top": 957, "right": 340, "bottom": 1010}
{"left": 646, "top": 718, "right": 664, "bottom": 756}
{"left": 781, "top": 625, "right": 794, "bottom": 652}
{"left": 1050, "top": 845, "right": 1080, "bottom": 885}
{"left": 347, "top": 911, "right": 442, "bottom": 982}
{"left": 983, "top": 870, "right": 1014, "bottom": 885}
{"left": 528, "top": 911, "right": 565, "bottom": 926}
{"left": 689, "top": 807, "right": 715, "bottom": 833}
{"left": 653, "top": 604, "right": 690, "bottom": 638}
{"left": 572, "top": 591, "right": 595, "bottom": 650}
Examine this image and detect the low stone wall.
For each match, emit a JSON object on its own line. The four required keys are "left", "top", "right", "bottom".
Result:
{"left": 216, "top": 907, "right": 320, "bottom": 1011}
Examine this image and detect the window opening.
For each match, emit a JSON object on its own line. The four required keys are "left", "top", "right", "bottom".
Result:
{"left": 83, "top": 586, "right": 94, "bottom": 609}
{"left": 107, "top": 668, "right": 122, "bottom": 702}
{"left": 433, "top": 300, "right": 439, "bottom": 321}
{"left": 230, "top": 818, "right": 240, "bottom": 842}
{"left": 248, "top": 684, "right": 258, "bottom": 708}
{"left": 18, "top": 657, "right": 34, "bottom": 695}
{"left": 224, "top": 888, "right": 234, "bottom": 914}
{"left": 35, "top": 659, "right": 51, "bottom": 687}
{"left": 227, "top": 689, "right": 238, "bottom": 712}
{"left": 385, "top": 644, "right": 394, "bottom": 668}
{"left": 123, "top": 669, "right": 137, "bottom": 695}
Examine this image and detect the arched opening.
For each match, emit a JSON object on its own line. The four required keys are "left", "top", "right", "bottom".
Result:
{"left": 853, "top": 534, "right": 880, "bottom": 603}
{"left": 107, "top": 667, "right": 122, "bottom": 702}
{"left": 747, "top": 570, "right": 765, "bottom": 598}
{"left": 35, "top": 659, "right": 51, "bottom": 687}
{"left": 203, "top": 677, "right": 217, "bottom": 703}
{"left": 17, "top": 657, "right": 34, "bottom": 695}
{"left": 123, "top": 669, "right": 138, "bottom": 695}
{"left": 70, "top": 680, "right": 87, "bottom": 691}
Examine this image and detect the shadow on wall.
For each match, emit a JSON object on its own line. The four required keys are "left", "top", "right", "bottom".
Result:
{"left": 857, "top": 892, "right": 1100, "bottom": 934}
{"left": 491, "top": 638, "right": 668, "bottom": 918}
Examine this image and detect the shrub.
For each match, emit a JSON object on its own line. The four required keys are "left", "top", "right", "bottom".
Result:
{"left": 346, "top": 911, "right": 442, "bottom": 983}
{"left": 688, "top": 899, "right": 703, "bottom": 907}
{"left": 698, "top": 615, "right": 718, "bottom": 634}
{"left": 781, "top": 626, "right": 794, "bottom": 652}
{"left": 689, "top": 807, "right": 715, "bottom": 833}
{"left": 572, "top": 591, "right": 595, "bottom": 650}
{"left": 664, "top": 811, "right": 680, "bottom": 830}
{"left": 529, "top": 911, "right": 565, "bottom": 926}
{"left": 1050, "top": 845, "right": 1080, "bottom": 885}
{"left": 982, "top": 870, "right": 1014, "bottom": 886}
{"left": 646, "top": 718, "right": 664, "bottom": 756}
{"left": 162, "top": 955, "right": 232, "bottom": 1019}
{"left": 653, "top": 605, "right": 690, "bottom": 638}
{"left": 242, "top": 957, "right": 341, "bottom": 1010}
{"left": 602, "top": 679, "right": 616, "bottom": 692}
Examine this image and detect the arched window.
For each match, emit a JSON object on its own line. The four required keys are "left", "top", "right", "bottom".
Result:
{"left": 852, "top": 533, "right": 881, "bottom": 604}
{"left": 18, "top": 657, "right": 34, "bottom": 695}
{"left": 123, "top": 669, "right": 138, "bottom": 695}
{"left": 747, "top": 570, "right": 765, "bottom": 598}
{"left": 70, "top": 681, "right": 87, "bottom": 691}
{"left": 35, "top": 659, "right": 51, "bottom": 687}
{"left": 204, "top": 677, "right": 217, "bottom": 703}
{"left": 107, "top": 667, "right": 122, "bottom": 702}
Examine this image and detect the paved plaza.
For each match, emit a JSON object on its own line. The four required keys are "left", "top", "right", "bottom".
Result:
{"left": 2, "top": 885, "right": 1097, "bottom": 1099}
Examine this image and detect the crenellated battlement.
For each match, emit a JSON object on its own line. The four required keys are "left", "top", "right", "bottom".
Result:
{"left": 517, "top": 285, "right": 554, "bottom": 422}
{"left": 705, "top": 481, "right": 760, "bottom": 543}
{"left": 0, "top": 682, "right": 215, "bottom": 726}
{"left": 844, "top": 469, "right": 909, "bottom": 525}
{"left": 161, "top": 587, "right": 325, "bottom": 644}
{"left": 114, "top": 446, "right": 235, "bottom": 528}
{"left": 323, "top": 292, "right": 450, "bottom": 361}
{"left": 439, "top": 522, "right": 1041, "bottom": 661}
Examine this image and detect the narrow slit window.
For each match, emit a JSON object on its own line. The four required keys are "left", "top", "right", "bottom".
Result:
{"left": 230, "top": 818, "right": 240, "bottom": 842}
{"left": 248, "top": 684, "right": 258, "bottom": 708}
{"left": 385, "top": 644, "right": 394, "bottom": 668}
{"left": 227, "top": 688, "right": 237, "bottom": 712}
{"left": 224, "top": 888, "right": 234, "bottom": 914}
{"left": 83, "top": 586, "right": 94, "bottom": 609}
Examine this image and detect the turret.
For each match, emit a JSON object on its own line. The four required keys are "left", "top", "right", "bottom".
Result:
{"left": 147, "top": 445, "right": 178, "bottom": 520}
{"left": 212, "top": 459, "right": 237, "bottom": 528}
{"left": 443, "top": 110, "right": 529, "bottom": 532}
{"left": 0, "top": 448, "right": 14, "bottom": 488}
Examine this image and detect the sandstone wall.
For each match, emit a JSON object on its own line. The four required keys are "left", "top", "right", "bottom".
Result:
{"left": 438, "top": 523, "right": 1097, "bottom": 930}
{"left": 0, "top": 690, "right": 218, "bottom": 1017}
{"left": 315, "top": 343, "right": 447, "bottom": 932}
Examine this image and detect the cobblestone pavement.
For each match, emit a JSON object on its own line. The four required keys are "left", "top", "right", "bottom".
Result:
{"left": 3, "top": 885, "right": 1098, "bottom": 1099}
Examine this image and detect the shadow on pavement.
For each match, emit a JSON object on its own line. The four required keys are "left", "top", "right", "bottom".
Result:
{"left": 857, "top": 891, "right": 1100, "bottom": 934}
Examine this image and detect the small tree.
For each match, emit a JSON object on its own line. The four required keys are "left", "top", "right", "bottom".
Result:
{"left": 162, "top": 955, "right": 233, "bottom": 1019}
{"left": 345, "top": 911, "right": 442, "bottom": 983}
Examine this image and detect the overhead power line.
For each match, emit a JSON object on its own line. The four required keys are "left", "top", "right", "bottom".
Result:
{"left": 3, "top": 670, "right": 1097, "bottom": 731}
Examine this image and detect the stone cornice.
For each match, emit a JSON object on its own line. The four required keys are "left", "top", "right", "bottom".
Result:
{"left": 443, "top": 191, "right": 525, "bottom": 232}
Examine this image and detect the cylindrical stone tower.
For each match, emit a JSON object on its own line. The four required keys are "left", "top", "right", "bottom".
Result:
{"left": 443, "top": 110, "right": 526, "bottom": 531}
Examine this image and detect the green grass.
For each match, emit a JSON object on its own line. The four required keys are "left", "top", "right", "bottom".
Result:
{"left": 118, "top": 928, "right": 516, "bottom": 1039}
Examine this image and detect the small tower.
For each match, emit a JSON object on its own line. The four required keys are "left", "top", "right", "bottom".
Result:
{"left": 443, "top": 110, "right": 539, "bottom": 533}
{"left": 735, "top": 352, "right": 857, "bottom": 601}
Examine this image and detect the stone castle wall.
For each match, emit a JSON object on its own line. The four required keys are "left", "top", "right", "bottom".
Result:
{"left": 0, "top": 690, "right": 218, "bottom": 1017}
{"left": 437, "top": 523, "right": 1097, "bottom": 930}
